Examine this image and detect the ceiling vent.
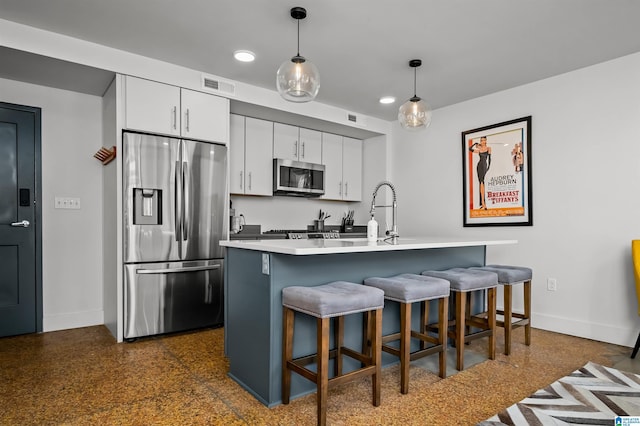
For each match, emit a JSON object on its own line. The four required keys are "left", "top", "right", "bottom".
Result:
{"left": 201, "top": 74, "right": 236, "bottom": 96}
{"left": 347, "top": 112, "right": 367, "bottom": 127}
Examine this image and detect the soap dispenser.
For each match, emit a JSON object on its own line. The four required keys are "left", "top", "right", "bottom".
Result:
{"left": 367, "top": 215, "right": 378, "bottom": 242}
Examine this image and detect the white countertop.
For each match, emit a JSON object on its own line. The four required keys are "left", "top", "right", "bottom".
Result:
{"left": 220, "top": 236, "right": 517, "bottom": 256}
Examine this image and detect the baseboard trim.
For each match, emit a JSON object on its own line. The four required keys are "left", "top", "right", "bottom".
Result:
{"left": 533, "top": 312, "right": 636, "bottom": 348}
{"left": 43, "top": 310, "right": 104, "bottom": 332}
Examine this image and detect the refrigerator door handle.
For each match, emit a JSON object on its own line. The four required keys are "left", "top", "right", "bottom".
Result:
{"left": 136, "top": 264, "right": 221, "bottom": 274}
{"left": 182, "top": 161, "right": 188, "bottom": 241}
{"left": 174, "top": 160, "right": 181, "bottom": 242}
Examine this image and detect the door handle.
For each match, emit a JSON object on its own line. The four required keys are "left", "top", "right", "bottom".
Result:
{"left": 182, "top": 161, "right": 188, "bottom": 241}
{"left": 172, "top": 106, "right": 177, "bottom": 130}
{"left": 11, "top": 220, "right": 30, "bottom": 228}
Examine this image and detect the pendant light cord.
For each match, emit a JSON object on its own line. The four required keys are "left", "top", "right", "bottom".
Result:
{"left": 413, "top": 67, "right": 417, "bottom": 97}
{"left": 297, "top": 19, "right": 300, "bottom": 56}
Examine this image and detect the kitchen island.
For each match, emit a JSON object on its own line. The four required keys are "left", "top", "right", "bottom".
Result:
{"left": 220, "top": 237, "right": 516, "bottom": 407}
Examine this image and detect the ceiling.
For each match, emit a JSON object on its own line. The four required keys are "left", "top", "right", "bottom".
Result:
{"left": 1, "top": 0, "right": 640, "bottom": 122}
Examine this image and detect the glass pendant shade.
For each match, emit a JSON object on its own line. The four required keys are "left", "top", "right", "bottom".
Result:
{"left": 276, "top": 55, "right": 320, "bottom": 102}
{"left": 398, "top": 96, "right": 432, "bottom": 130}
{"left": 399, "top": 59, "right": 432, "bottom": 130}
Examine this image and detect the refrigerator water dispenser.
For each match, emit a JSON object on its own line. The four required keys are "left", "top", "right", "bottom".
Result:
{"left": 133, "top": 188, "right": 162, "bottom": 225}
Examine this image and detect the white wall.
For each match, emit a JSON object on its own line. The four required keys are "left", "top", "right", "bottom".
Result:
{"left": 392, "top": 52, "right": 640, "bottom": 347}
{"left": 0, "top": 77, "right": 104, "bottom": 331}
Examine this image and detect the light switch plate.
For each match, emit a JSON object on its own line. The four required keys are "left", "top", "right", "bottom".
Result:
{"left": 55, "top": 197, "right": 81, "bottom": 209}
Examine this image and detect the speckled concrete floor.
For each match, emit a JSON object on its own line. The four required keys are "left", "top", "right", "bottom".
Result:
{"left": 0, "top": 325, "right": 633, "bottom": 425}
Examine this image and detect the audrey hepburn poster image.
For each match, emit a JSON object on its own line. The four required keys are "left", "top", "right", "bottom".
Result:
{"left": 462, "top": 116, "right": 532, "bottom": 227}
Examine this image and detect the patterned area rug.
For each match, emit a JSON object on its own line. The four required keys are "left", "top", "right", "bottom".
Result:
{"left": 479, "top": 361, "right": 640, "bottom": 425}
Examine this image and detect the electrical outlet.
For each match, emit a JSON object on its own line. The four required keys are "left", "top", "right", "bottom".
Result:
{"left": 547, "top": 278, "right": 557, "bottom": 291}
{"left": 261, "top": 253, "right": 270, "bottom": 275}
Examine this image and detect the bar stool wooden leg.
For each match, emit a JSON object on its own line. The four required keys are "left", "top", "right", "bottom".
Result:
{"left": 488, "top": 287, "right": 496, "bottom": 360}
{"left": 503, "top": 284, "right": 513, "bottom": 355}
{"left": 524, "top": 280, "right": 532, "bottom": 345}
{"left": 455, "top": 291, "right": 466, "bottom": 371}
{"left": 420, "top": 300, "right": 429, "bottom": 350}
{"left": 400, "top": 302, "right": 411, "bottom": 394}
{"left": 317, "top": 317, "right": 330, "bottom": 426}
{"left": 282, "top": 306, "right": 294, "bottom": 404}
{"left": 438, "top": 296, "right": 449, "bottom": 378}
{"left": 465, "top": 292, "right": 472, "bottom": 336}
{"left": 336, "top": 316, "right": 344, "bottom": 375}
{"left": 371, "top": 308, "right": 382, "bottom": 406}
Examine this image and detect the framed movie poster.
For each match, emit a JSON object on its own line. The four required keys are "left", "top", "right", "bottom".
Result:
{"left": 462, "top": 116, "right": 532, "bottom": 227}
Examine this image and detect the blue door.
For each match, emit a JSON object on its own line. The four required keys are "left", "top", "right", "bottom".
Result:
{"left": 0, "top": 102, "right": 41, "bottom": 337}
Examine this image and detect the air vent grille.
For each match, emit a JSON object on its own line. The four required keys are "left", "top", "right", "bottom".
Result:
{"left": 346, "top": 112, "right": 367, "bottom": 127}
{"left": 201, "top": 75, "right": 236, "bottom": 96}
{"left": 204, "top": 79, "right": 219, "bottom": 90}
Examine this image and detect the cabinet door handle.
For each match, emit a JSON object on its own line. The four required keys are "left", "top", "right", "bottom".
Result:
{"left": 172, "top": 106, "right": 177, "bottom": 130}
{"left": 248, "top": 172, "right": 252, "bottom": 190}
{"left": 240, "top": 171, "right": 243, "bottom": 190}
{"left": 345, "top": 182, "right": 348, "bottom": 197}
{"left": 293, "top": 141, "right": 298, "bottom": 157}
{"left": 185, "top": 109, "right": 190, "bottom": 133}
{"left": 301, "top": 142, "right": 305, "bottom": 159}
{"left": 339, "top": 182, "right": 342, "bottom": 196}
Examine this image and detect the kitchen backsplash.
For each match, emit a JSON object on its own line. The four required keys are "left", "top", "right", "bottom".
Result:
{"left": 230, "top": 195, "right": 371, "bottom": 231}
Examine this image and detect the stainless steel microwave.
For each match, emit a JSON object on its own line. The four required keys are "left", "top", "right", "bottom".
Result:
{"left": 273, "top": 158, "right": 325, "bottom": 197}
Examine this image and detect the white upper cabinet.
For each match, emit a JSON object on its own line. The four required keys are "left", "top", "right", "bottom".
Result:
{"left": 298, "top": 128, "right": 322, "bottom": 164}
{"left": 125, "top": 76, "right": 181, "bottom": 136}
{"left": 229, "top": 115, "right": 246, "bottom": 194}
{"left": 229, "top": 114, "right": 273, "bottom": 196}
{"left": 273, "top": 123, "right": 322, "bottom": 164}
{"left": 181, "top": 88, "right": 229, "bottom": 143}
{"left": 321, "top": 133, "right": 343, "bottom": 200}
{"left": 342, "top": 137, "right": 363, "bottom": 201}
{"left": 321, "top": 134, "right": 362, "bottom": 201}
{"left": 124, "top": 75, "right": 229, "bottom": 144}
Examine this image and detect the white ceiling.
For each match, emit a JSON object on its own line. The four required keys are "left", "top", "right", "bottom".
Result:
{"left": 1, "top": 0, "right": 640, "bottom": 122}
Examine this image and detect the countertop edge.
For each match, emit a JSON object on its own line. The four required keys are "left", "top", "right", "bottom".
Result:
{"left": 220, "top": 238, "right": 517, "bottom": 255}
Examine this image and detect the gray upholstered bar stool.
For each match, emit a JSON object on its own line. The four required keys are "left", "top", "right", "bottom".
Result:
{"left": 421, "top": 268, "right": 498, "bottom": 371}
{"left": 282, "top": 281, "right": 384, "bottom": 426}
{"left": 363, "top": 274, "right": 450, "bottom": 394}
{"left": 471, "top": 265, "right": 533, "bottom": 355}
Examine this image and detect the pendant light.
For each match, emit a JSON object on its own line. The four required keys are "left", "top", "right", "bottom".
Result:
{"left": 398, "top": 59, "right": 432, "bottom": 130}
{"left": 276, "top": 7, "right": 320, "bottom": 103}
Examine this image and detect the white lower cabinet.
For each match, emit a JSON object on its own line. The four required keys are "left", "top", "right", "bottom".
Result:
{"left": 321, "top": 134, "right": 362, "bottom": 201}
{"left": 230, "top": 115, "right": 273, "bottom": 196}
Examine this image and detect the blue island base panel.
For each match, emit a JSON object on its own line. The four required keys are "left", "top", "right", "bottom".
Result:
{"left": 225, "top": 245, "right": 488, "bottom": 406}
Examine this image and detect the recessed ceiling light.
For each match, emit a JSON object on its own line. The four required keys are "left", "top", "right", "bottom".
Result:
{"left": 234, "top": 50, "right": 255, "bottom": 62}
{"left": 379, "top": 96, "right": 396, "bottom": 104}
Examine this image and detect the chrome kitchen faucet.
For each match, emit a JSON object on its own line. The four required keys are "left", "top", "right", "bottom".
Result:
{"left": 370, "top": 181, "right": 398, "bottom": 242}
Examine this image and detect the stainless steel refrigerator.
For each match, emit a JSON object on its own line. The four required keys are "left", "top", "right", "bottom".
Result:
{"left": 122, "top": 131, "right": 227, "bottom": 339}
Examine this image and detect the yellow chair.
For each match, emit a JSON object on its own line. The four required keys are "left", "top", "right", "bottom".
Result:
{"left": 631, "top": 240, "right": 640, "bottom": 358}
